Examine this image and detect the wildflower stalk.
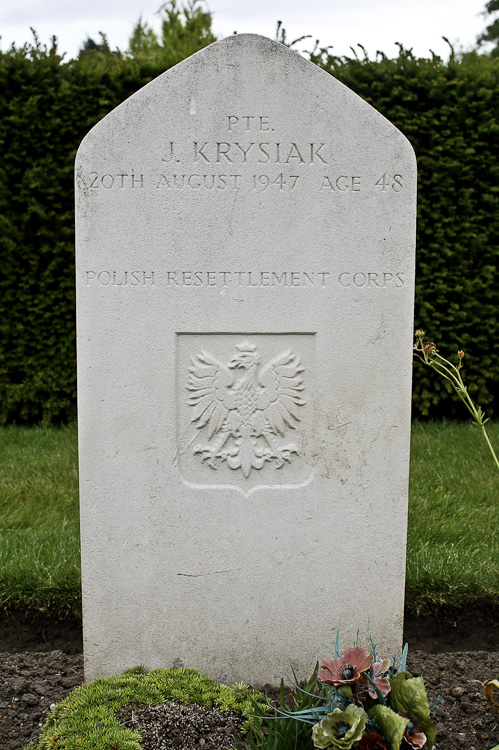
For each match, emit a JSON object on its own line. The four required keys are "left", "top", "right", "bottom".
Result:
{"left": 413, "top": 330, "right": 499, "bottom": 472}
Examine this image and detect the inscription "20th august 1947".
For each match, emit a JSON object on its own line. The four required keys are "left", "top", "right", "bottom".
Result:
{"left": 84, "top": 114, "right": 404, "bottom": 195}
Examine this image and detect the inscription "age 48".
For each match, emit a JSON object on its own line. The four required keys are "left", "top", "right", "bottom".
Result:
{"left": 374, "top": 174, "right": 403, "bottom": 192}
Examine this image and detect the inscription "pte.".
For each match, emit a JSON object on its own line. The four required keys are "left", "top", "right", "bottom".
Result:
{"left": 226, "top": 115, "right": 272, "bottom": 132}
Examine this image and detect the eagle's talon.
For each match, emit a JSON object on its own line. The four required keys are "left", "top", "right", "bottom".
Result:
{"left": 194, "top": 444, "right": 218, "bottom": 467}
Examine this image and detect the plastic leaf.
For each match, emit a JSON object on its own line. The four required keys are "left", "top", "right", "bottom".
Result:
{"left": 485, "top": 679, "right": 499, "bottom": 712}
{"left": 389, "top": 671, "right": 436, "bottom": 748}
{"left": 334, "top": 624, "right": 341, "bottom": 659}
{"left": 368, "top": 705, "right": 407, "bottom": 750}
{"left": 398, "top": 644, "right": 408, "bottom": 674}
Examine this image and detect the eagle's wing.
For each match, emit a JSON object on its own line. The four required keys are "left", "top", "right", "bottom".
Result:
{"left": 187, "top": 350, "right": 235, "bottom": 438}
{"left": 257, "top": 350, "right": 305, "bottom": 435}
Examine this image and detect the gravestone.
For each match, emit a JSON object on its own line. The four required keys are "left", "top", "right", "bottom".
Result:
{"left": 75, "top": 34, "right": 416, "bottom": 685}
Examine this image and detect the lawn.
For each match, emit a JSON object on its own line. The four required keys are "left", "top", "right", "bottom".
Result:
{"left": 0, "top": 421, "right": 497, "bottom": 618}
{"left": 0, "top": 424, "right": 80, "bottom": 617}
{"left": 406, "top": 420, "right": 498, "bottom": 609}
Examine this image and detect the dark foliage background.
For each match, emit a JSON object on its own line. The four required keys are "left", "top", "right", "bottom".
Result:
{"left": 1, "top": 29, "right": 498, "bottom": 424}
{"left": 312, "top": 45, "right": 499, "bottom": 419}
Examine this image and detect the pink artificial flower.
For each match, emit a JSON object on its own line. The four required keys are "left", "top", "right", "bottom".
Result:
{"left": 361, "top": 659, "right": 391, "bottom": 699}
{"left": 402, "top": 718, "right": 427, "bottom": 749}
{"left": 318, "top": 647, "right": 373, "bottom": 687}
{"left": 357, "top": 733, "right": 387, "bottom": 750}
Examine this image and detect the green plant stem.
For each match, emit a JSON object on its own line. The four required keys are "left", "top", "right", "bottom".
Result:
{"left": 481, "top": 424, "right": 499, "bottom": 471}
{"left": 414, "top": 337, "right": 499, "bottom": 472}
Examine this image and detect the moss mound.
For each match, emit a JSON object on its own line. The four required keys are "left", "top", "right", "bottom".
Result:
{"left": 28, "top": 665, "right": 266, "bottom": 749}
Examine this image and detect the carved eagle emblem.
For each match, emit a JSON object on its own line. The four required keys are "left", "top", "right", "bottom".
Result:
{"left": 185, "top": 341, "right": 306, "bottom": 478}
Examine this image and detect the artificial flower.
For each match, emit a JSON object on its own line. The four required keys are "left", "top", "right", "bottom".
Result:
{"left": 402, "top": 718, "right": 427, "bottom": 749}
{"left": 357, "top": 732, "right": 387, "bottom": 750}
{"left": 312, "top": 704, "right": 367, "bottom": 749}
{"left": 319, "top": 647, "right": 372, "bottom": 687}
{"left": 361, "top": 659, "right": 391, "bottom": 699}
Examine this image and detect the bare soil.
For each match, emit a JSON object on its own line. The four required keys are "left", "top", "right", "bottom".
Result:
{"left": 0, "top": 607, "right": 498, "bottom": 750}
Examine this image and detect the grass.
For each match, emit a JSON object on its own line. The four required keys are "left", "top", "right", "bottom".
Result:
{"left": 406, "top": 420, "right": 499, "bottom": 610}
{"left": 0, "top": 421, "right": 497, "bottom": 618}
{"left": 0, "top": 423, "right": 80, "bottom": 617}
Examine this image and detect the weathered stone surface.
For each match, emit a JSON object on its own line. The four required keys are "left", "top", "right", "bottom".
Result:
{"left": 75, "top": 34, "right": 416, "bottom": 685}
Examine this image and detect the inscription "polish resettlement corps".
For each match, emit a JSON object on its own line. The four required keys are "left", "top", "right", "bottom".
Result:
{"left": 84, "top": 270, "right": 405, "bottom": 289}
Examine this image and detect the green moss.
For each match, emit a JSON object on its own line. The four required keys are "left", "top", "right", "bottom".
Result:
{"left": 28, "top": 666, "right": 266, "bottom": 750}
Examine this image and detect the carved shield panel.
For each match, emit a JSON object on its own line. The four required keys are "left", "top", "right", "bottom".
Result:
{"left": 176, "top": 333, "right": 315, "bottom": 495}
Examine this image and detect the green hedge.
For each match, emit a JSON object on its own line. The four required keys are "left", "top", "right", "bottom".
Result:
{"left": 0, "top": 45, "right": 165, "bottom": 425}
{"left": 1, "top": 42, "right": 498, "bottom": 423}
{"left": 316, "top": 47, "right": 499, "bottom": 419}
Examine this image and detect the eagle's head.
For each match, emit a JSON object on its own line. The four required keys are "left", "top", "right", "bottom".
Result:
{"left": 228, "top": 341, "right": 260, "bottom": 369}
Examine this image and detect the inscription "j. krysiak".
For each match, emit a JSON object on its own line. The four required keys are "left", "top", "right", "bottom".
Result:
{"left": 162, "top": 141, "right": 328, "bottom": 165}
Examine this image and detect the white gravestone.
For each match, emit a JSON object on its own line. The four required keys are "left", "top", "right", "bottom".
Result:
{"left": 76, "top": 34, "right": 416, "bottom": 685}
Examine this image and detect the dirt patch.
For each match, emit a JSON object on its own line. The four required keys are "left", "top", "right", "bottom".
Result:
{"left": 1, "top": 605, "right": 498, "bottom": 655}
{"left": 117, "top": 700, "right": 246, "bottom": 749}
{"left": 0, "top": 608, "right": 498, "bottom": 749}
{"left": 0, "top": 650, "right": 83, "bottom": 750}
{"left": 1, "top": 649, "right": 498, "bottom": 750}
{"left": 403, "top": 603, "right": 499, "bottom": 653}
{"left": 0, "top": 610, "right": 82, "bottom": 654}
